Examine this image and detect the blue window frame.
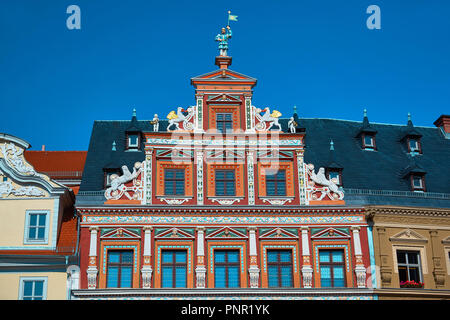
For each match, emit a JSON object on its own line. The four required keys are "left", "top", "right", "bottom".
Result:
{"left": 164, "top": 169, "right": 185, "bottom": 195}
{"left": 24, "top": 211, "right": 49, "bottom": 244}
{"left": 106, "top": 250, "right": 133, "bottom": 288}
{"left": 267, "top": 250, "right": 293, "bottom": 287}
{"left": 215, "top": 169, "right": 235, "bottom": 196}
{"left": 265, "top": 169, "right": 286, "bottom": 196}
{"left": 216, "top": 113, "right": 233, "bottom": 133}
{"left": 214, "top": 250, "right": 240, "bottom": 288}
{"left": 319, "top": 250, "right": 346, "bottom": 287}
{"left": 161, "top": 250, "right": 187, "bottom": 288}
{"left": 19, "top": 277, "right": 47, "bottom": 300}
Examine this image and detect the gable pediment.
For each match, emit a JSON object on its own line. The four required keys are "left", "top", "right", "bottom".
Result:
{"left": 100, "top": 227, "right": 141, "bottom": 240}
{"left": 206, "top": 227, "right": 247, "bottom": 239}
{"left": 191, "top": 69, "right": 257, "bottom": 82}
{"left": 154, "top": 227, "right": 195, "bottom": 239}
{"left": 390, "top": 229, "right": 428, "bottom": 243}
{"left": 259, "top": 228, "right": 298, "bottom": 239}
{"left": 311, "top": 227, "right": 351, "bottom": 240}
{"left": 207, "top": 94, "right": 242, "bottom": 103}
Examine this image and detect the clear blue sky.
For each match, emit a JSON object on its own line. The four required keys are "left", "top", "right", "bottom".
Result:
{"left": 1, "top": 0, "right": 449, "bottom": 150}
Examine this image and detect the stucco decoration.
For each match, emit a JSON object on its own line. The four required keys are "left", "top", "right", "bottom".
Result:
{"left": 166, "top": 107, "right": 195, "bottom": 131}
{"left": 104, "top": 162, "right": 143, "bottom": 200}
{"left": 306, "top": 164, "right": 344, "bottom": 201}
{"left": 254, "top": 107, "right": 282, "bottom": 131}
{"left": 0, "top": 142, "right": 42, "bottom": 177}
{"left": 0, "top": 180, "right": 45, "bottom": 198}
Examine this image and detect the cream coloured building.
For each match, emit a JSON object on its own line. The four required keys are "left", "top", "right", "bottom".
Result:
{"left": 0, "top": 133, "right": 80, "bottom": 300}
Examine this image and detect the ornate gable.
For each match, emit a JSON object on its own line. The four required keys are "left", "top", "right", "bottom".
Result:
{"left": 205, "top": 227, "right": 247, "bottom": 239}
{"left": 154, "top": 227, "right": 195, "bottom": 239}
{"left": 100, "top": 228, "right": 141, "bottom": 240}
{"left": 311, "top": 227, "right": 351, "bottom": 240}
{"left": 390, "top": 229, "right": 428, "bottom": 243}
{"left": 259, "top": 228, "right": 298, "bottom": 239}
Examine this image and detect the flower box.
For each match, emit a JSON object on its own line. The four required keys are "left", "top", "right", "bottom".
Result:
{"left": 400, "top": 280, "right": 424, "bottom": 288}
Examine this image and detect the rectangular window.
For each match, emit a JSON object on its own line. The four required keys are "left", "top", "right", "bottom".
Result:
{"left": 106, "top": 250, "right": 133, "bottom": 288}
{"left": 216, "top": 113, "right": 233, "bottom": 133}
{"left": 214, "top": 250, "right": 240, "bottom": 288}
{"left": 267, "top": 250, "right": 293, "bottom": 288}
{"left": 409, "top": 139, "right": 420, "bottom": 152}
{"left": 25, "top": 211, "right": 49, "bottom": 244}
{"left": 265, "top": 170, "right": 286, "bottom": 196}
{"left": 319, "top": 250, "right": 346, "bottom": 287}
{"left": 128, "top": 134, "right": 139, "bottom": 148}
{"left": 164, "top": 169, "right": 185, "bottom": 195}
{"left": 397, "top": 250, "right": 422, "bottom": 284}
{"left": 215, "top": 169, "right": 235, "bottom": 196}
{"left": 328, "top": 170, "right": 341, "bottom": 185}
{"left": 411, "top": 175, "right": 425, "bottom": 192}
{"left": 363, "top": 135, "right": 375, "bottom": 149}
{"left": 161, "top": 250, "right": 187, "bottom": 288}
{"left": 20, "top": 279, "right": 46, "bottom": 300}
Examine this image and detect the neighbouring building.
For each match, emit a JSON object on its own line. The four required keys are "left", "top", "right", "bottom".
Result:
{"left": 0, "top": 133, "right": 80, "bottom": 300}
{"left": 24, "top": 149, "right": 86, "bottom": 195}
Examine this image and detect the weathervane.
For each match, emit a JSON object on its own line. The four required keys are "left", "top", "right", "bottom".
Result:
{"left": 215, "top": 11, "right": 238, "bottom": 56}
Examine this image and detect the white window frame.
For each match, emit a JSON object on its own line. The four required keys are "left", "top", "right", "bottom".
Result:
{"left": 328, "top": 170, "right": 341, "bottom": 185}
{"left": 24, "top": 210, "right": 50, "bottom": 245}
{"left": 127, "top": 134, "right": 139, "bottom": 148}
{"left": 409, "top": 139, "right": 420, "bottom": 152}
{"left": 18, "top": 277, "right": 48, "bottom": 300}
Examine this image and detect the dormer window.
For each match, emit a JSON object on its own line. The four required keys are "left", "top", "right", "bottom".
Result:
{"left": 362, "top": 134, "right": 376, "bottom": 150}
{"left": 327, "top": 170, "right": 342, "bottom": 186}
{"left": 407, "top": 138, "right": 421, "bottom": 154}
{"left": 411, "top": 174, "right": 425, "bottom": 192}
{"left": 126, "top": 133, "right": 140, "bottom": 149}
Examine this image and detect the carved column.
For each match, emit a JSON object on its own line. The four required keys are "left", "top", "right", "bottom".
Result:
{"left": 247, "top": 227, "right": 260, "bottom": 288}
{"left": 194, "top": 94, "right": 204, "bottom": 133}
{"left": 296, "top": 150, "right": 307, "bottom": 205}
{"left": 351, "top": 226, "right": 367, "bottom": 288}
{"left": 376, "top": 227, "right": 392, "bottom": 286}
{"left": 143, "top": 147, "right": 153, "bottom": 205}
{"left": 87, "top": 227, "right": 99, "bottom": 289}
{"left": 195, "top": 227, "right": 207, "bottom": 288}
{"left": 300, "top": 227, "right": 313, "bottom": 288}
{"left": 429, "top": 230, "right": 446, "bottom": 288}
{"left": 196, "top": 150, "right": 204, "bottom": 205}
{"left": 246, "top": 150, "right": 256, "bottom": 205}
{"left": 141, "top": 226, "right": 153, "bottom": 288}
{"left": 244, "top": 94, "right": 255, "bottom": 133}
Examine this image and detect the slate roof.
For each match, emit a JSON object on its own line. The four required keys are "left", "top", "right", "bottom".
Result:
{"left": 78, "top": 115, "right": 450, "bottom": 208}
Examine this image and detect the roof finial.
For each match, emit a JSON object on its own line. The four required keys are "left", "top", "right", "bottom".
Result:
{"left": 330, "top": 139, "right": 334, "bottom": 151}
{"left": 132, "top": 108, "right": 137, "bottom": 118}
{"left": 408, "top": 112, "right": 411, "bottom": 122}
{"left": 363, "top": 109, "right": 367, "bottom": 118}
{"left": 112, "top": 140, "right": 117, "bottom": 151}
{"left": 293, "top": 105, "right": 297, "bottom": 115}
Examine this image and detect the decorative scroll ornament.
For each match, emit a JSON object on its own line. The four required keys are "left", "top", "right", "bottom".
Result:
{"left": 211, "top": 198, "right": 241, "bottom": 205}
{"left": 262, "top": 198, "right": 293, "bottom": 205}
{"left": 0, "top": 180, "right": 45, "bottom": 198}
{"left": 306, "top": 164, "right": 344, "bottom": 201}
{"left": 0, "top": 143, "right": 42, "bottom": 177}
{"left": 166, "top": 107, "right": 195, "bottom": 131}
{"left": 254, "top": 107, "right": 282, "bottom": 131}
{"left": 104, "top": 162, "right": 143, "bottom": 200}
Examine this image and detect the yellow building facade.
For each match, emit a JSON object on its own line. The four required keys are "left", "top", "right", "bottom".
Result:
{"left": 0, "top": 133, "right": 79, "bottom": 300}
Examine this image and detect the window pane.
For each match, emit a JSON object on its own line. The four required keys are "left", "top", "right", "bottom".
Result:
{"left": 280, "top": 251, "right": 291, "bottom": 263}
{"left": 228, "top": 266, "right": 240, "bottom": 288}
{"left": 332, "top": 251, "right": 343, "bottom": 263}
{"left": 162, "top": 266, "right": 173, "bottom": 288}
{"left": 320, "top": 266, "right": 332, "bottom": 287}
{"left": 108, "top": 252, "right": 121, "bottom": 263}
{"left": 120, "top": 267, "right": 132, "bottom": 288}
{"left": 29, "top": 214, "right": 37, "bottom": 226}
{"left": 28, "top": 227, "right": 37, "bottom": 239}
{"left": 408, "top": 267, "right": 421, "bottom": 282}
{"left": 107, "top": 266, "right": 119, "bottom": 287}
{"left": 37, "top": 227, "right": 45, "bottom": 240}
{"left": 364, "top": 136, "right": 373, "bottom": 146}
{"left": 397, "top": 251, "right": 406, "bottom": 264}
{"left": 215, "top": 266, "right": 226, "bottom": 288}
{"left": 268, "top": 266, "right": 279, "bottom": 287}
{"left": 215, "top": 251, "right": 226, "bottom": 263}
{"left": 23, "top": 281, "right": 33, "bottom": 297}
{"left": 267, "top": 251, "right": 278, "bottom": 263}
{"left": 398, "top": 266, "right": 408, "bottom": 282}
{"left": 162, "top": 251, "right": 173, "bottom": 263}
{"left": 280, "top": 266, "right": 293, "bottom": 287}
{"left": 227, "top": 251, "right": 239, "bottom": 263}
{"left": 175, "top": 266, "right": 187, "bottom": 287}
{"left": 319, "top": 251, "right": 330, "bottom": 262}
{"left": 38, "top": 214, "right": 46, "bottom": 226}
{"left": 407, "top": 252, "right": 419, "bottom": 265}
{"left": 129, "top": 135, "right": 138, "bottom": 146}
{"left": 413, "top": 176, "right": 422, "bottom": 188}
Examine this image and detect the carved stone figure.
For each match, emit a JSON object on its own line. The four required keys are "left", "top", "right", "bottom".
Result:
{"left": 166, "top": 107, "right": 194, "bottom": 131}
{"left": 150, "top": 114, "right": 159, "bottom": 132}
{"left": 255, "top": 107, "right": 282, "bottom": 131}
{"left": 307, "top": 165, "right": 344, "bottom": 200}
{"left": 105, "top": 164, "right": 139, "bottom": 199}
{"left": 288, "top": 117, "right": 297, "bottom": 133}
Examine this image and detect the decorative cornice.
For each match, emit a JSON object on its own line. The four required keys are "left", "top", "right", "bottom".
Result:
{"left": 365, "top": 205, "right": 450, "bottom": 218}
